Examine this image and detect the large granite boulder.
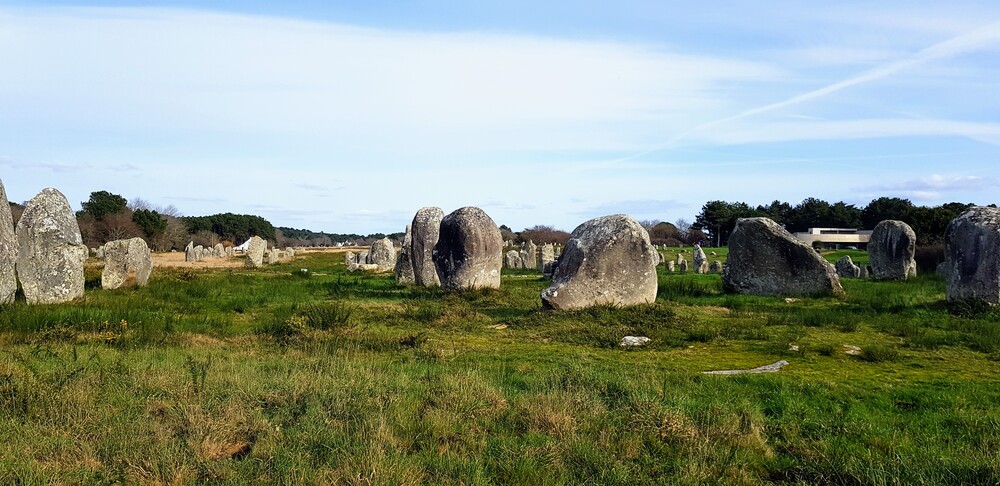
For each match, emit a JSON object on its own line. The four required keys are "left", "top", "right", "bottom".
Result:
{"left": 367, "top": 237, "right": 396, "bottom": 272}
{"left": 15, "top": 188, "right": 88, "bottom": 304}
{"left": 693, "top": 244, "right": 709, "bottom": 274}
{"left": 835, "top": 255, "right": 861, "bottom": 278}
{"left": 411, "top": 207, "right": 444, "bottom": 287}
{"left": 521, "top": 240, "right": 538, "bottom": 270}
{"left": 101, "top": 237, "right": 152, "bottom": 289}
{"left": 395, "top": 225, "right": 416, "bottom": 284}
{"left": 0, "top": 179, "right": 16, "bottom": 304}
{"left": 541, "top": 214, "right": 658, "bottom": 310}
{"left": 722, "top": 217, "right": 844, "bottom": 297}
{"left": 244, "top": 236, "right": 267, "bottom": 268}
{"left": 432, "top": 206, "right": 503, "bottom": 289}
{"left": 869, "top": 220, "right": 917, "bottom": 280}
{"left": 505, "top": 250, "right": 522, "bottom": 269}
{"left": 944, "top": 207, "right": 1000, "bottom": 305}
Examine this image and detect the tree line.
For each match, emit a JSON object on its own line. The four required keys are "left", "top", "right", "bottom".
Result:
{"left": 692, "top": 197, "right": 981, "bottom": 247}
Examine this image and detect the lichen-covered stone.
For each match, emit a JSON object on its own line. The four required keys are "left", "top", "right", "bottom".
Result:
{"left": 505, "top": 250, "right": 522, "bottom": 269}
{"left": 722, "top": 217, "right": 844, "bottom": 297}
{"left": 693, "top": 244, "right": 709, "bottom": 274}
{"left": 869, "top": 220, "right": 917, "bottom": 280}
{"left": 944, "top": 207, "right": 1000, "bottom": 306}
{"left": 539, "top": 243, "right": 555, "bottom": 273}
{"left": 433, "top": 207, "right": 503, "bottom": 290}
{"left": 15, "top": 188, "right": 88, "bottom": 304}
{"left": 541, "top": 214, "right": 658, "bottom": 310}
{"left": 0, "top": 179, "right": 16, "bottom": 304}
{"left": 367, "top": 237, "right": 396, "bottom": 272}
{"left": 835, "top": 255, "right": 861, "bottom": 278}
{"left": 101, "top": 237, "right": 152, "bottom": 289}
{"left": 411, "top": 207, "right": 444, "bottom": 287}
{"left": 521, "top": 240, "right": 538, "bottom": 270}
{"left": 395, "top": 225, "right": 416, "bottom": 284}
{"left": 244, "top": 236, "right": 266, "bottom": 268}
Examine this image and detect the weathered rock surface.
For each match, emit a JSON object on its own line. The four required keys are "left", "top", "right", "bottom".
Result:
{"left": 541, "top": 214, "right": 658, "bottom": 310}
{"left": 521, "top": 240, "right": 538, "bottom": 270}
{"left": 709, "top": 260, "right": 723, "bottom": 273}
{"left": 693, "top": 244, "right": 709, "bottom": 274}
{"left": 722, "top": 217, "right": 844, "bottom": 297}
{"left": 944, "top": 206, "right": 1000, "bottom": 305}
{"left": 15, "top": 188, "right": 88, "bottom": 304}
{"left": 539, "top": 243, "right": 555, "bottom": 273}
{"left": 0, "top": 179, "right": 16, "bottom": 304}
{"left": 835, "top": 255, "right": 862, "bottom": 278}
{"left": 101, "top": 237, "right": 152, "bottom": 289}
{"left": 184, "top": 241, "right": 196, "bottom": 262}
{"left": 666, "top": 261, "right": 676, "bottom": 272}
{"left": 432, "top": 207, "right": 503, "bottom": 289}
{"left": 395, "top": 225, "right": 416, "bottom": 284}
{"left": 367, "top": 237, "right": 396, "bottom": 272}
{"left": 505, "top": 250, "right": 522, "bottom": 269}
{"left": 213, "top": 243, "right": 225, "bottom": 258}
{"left": 679, "top": 259, "right": 688, "bottom": 272}
{"left": 411, "top": 207, "right": 444, "bottom": 287}
{"left": 244, "top": 236, "right": 267, "bottom": 268}
{"left": 869, "top": 220, "right": 917, "bottom": 280}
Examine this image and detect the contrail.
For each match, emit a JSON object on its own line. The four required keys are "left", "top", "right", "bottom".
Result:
{"left": 607, "top": 19, "right": 1000, "bottom": 165}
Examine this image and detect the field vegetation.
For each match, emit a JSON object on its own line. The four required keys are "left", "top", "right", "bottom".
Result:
{"left": 0, "top": 249, "right": 997, "bottom": 484}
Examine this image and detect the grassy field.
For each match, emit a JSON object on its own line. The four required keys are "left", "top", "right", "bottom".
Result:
{"left": 0, "top": 249, "right": 998, "bottom": 484}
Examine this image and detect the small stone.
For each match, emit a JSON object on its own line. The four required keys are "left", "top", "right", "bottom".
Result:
{"left": 620, "top": 336, "right": 651, "bottom": 347}
{"left": 101, "top": 237, "right": 152, "bottom": 289}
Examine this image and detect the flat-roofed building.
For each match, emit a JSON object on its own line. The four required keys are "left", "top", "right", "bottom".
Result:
{"left": 792, "top": 228, "right": 872, "bottom": 249}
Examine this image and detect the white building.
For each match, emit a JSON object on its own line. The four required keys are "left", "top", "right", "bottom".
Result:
{"left": 792, "top": 228, "right": 872, "bottom": 249}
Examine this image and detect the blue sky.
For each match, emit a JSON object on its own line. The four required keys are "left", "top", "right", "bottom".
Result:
{"left": 1, "top": 1, "right": 998, "bottom": 234}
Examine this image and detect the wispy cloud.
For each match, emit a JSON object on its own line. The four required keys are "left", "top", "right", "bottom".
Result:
{"left": 578, "top": 199, "right": 687, "bottom": 218}
{"left": 853, "top": 174, "right": 998, "bottom": 201}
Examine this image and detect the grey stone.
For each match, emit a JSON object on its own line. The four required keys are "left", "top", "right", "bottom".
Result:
{"left": 675, "top": 253, "right": 685, "bottom": 265}
{"left": 541, "top": 214, "right": 658, "bottom": 310}
{"left": 869, "top": 220, "right": 917, "bottom": 280}
{"left": 225, "top": 246, "right": 234, "bottom": 258}
{"left": 521, "top": 240, "right": 538, "bottom": 270}
{"left": 367, "top": 237, "right": 396, "bottom": 272}
{"left": 194, "top": 245, "right": 205, "bottom": 262}
{"left": 835, "top": 255, "right": 862, "bottom": 278}
{"left": 539, "top": 243, "right": 556, "bottom": 273}
{"left": 860, "top": 265, "right": 869, "bottom": 279}
{"left": 0, "top": 179, "right": 16, "bottom": 304}
{"left": 693, "top": 244, "right": 709, "bottom": 274}
{"left": 244, "top": 236, "right": 267, "bottom": 268}
{"left": 213, "top": 243, "right": 225, "bottom": 258}
{"left": 345, "top": 251, "right": 356, "bottom": 267}
{"left": 666, "top": 261, "right": 676, "bottom": 272}
{"left": 709, "top": 260, "right": 723, "bottom": 273}
{"left": 679, "top": 258, "right": 688, "bottom": 272}
{"left": 395, "top": 225, "right": 416, "bottom": 284}
{"left": 15, "top": 188, "right": 87, "bottom": 304}
{"left": 267, "top": 249, "right": 280, "bottom": 265}
{"left": 936, "top": 261, "right": 949, "bottom": 278}
{"left": 411, "top": 207, "right": 444, "bottom": 287}
{"left": 944, "top": 206, "right": 1000, "bottom": 306}
{"left": 433, "top": 206, "right": 503, "bottom": 290}
{"left": 620, "top": 336, "right": 651, "bottom": 347}
{"left": 184, "top": 241, "right": 196, "bottom": 262}
{"left": 505, "top": 250, "right": 522, "bottom": 269}
{"left": 722, "top": 217, "right": 844, "bottom": 297}
{"left": 101, "top": 237, "right": 152, "bottom": 289}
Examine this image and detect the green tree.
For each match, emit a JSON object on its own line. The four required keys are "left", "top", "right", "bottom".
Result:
{"left": 132, "top": 209, "right": 168, "bottom": 238}
{"left": 693, "top": 200, "right": 758, "bottom": 246}
{"left": 80, "top": 191, "right": 127, "bottom": 220}
{"left": 861, "top": 197, "right": 914, "bottom": 229}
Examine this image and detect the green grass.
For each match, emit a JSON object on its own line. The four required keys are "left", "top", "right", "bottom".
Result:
{"left": 0, "top": 250, "right": 997, "bottom": 483}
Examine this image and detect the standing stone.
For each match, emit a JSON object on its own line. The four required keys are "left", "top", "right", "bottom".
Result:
{"left": 101, "top": 237, "right": 152, "bottom": 289}
{"left": 935, "top": 261, "right": 949, "bottom": 278}
{"left": 709, "top": 260, "right": 723, "bottom": 273}
{"left": 244, "top": 236, "right": 266, "bottom": 268}
{"left": 859, "top": 265, "right": 869, "bottom": 279}
{"left": 213, "top": 243, "right": 225, "bottom": 258}
{"left": 675, "top": 253, "right": 685, "bottom": 266}
{"left": 345, "top": 251, "right": 356, "bottom": 266}
{"left": 678, "top": 257, "right": 688, "bottom": 272}
{"left": 693, "top": 244, "right": 709, "bottom": 274}
{"left": 521, "top": 240, "right": 538, "bottom": 270}
{"left": 666, "top": 261, "right": 676, "bottom": 272}
{"left": 225, "top": 246, "right": 234, "bottom": 258}
{"left": 367, "top": 237, "right": 396, "bottom": 272}
{"left": 14, "top": 188, "right": 88, "bottom": 304}
{"left": 432, "top": 207, "right": 503, "bottom": 290}
{"left": 835, "top": 255, "right": 862, "bottom": 278}
{"left": 184, "top": 241, "right": 196, "bottom": 262}
{"left": 285, "top": 247, "right": 295, "bottom": 259}
{"left": 195, "top": 245, "right": 206, "bottom": 262}
{"left": 869, "top": 220, "right": 917, "bottom": 280}
{"left": 944, "top": 207, "right": 1000, "bottom": 306}
{"left": 395, "top": 225, "right": 416, "bottom": 284}
{"left": 722, "top": 217, "right": 844, "bottom": 297}
{"left": 541, "top": 215, "right": 657, "bottom": 310}
{"left": 0, "top": 179, "right": 16, "bottom": 304}
{"left": 267, "top": 250, "right": 279, "bottom": 265}
{"left": 411, "top": 207, "right": 444, "bottom": 287}
{"left": 539, "top": 243, "right": 555, "bottom": 272}
{"left": 505, "top": 250, "right": 522, "bottom": 269}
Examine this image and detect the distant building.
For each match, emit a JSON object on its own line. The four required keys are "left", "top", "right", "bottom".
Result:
{"left": 792, "top": 228, "right": 872, "bottom": 249}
